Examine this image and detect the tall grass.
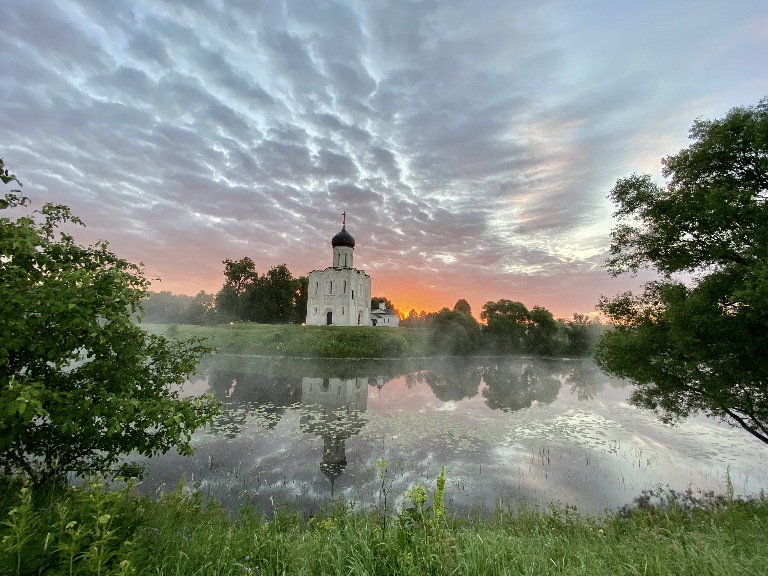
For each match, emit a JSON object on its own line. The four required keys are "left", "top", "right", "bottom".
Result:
{"left": 2, "top": 474, "right": 766, "bottom": 575}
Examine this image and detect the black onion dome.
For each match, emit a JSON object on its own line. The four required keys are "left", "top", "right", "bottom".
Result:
{"left": 331, "top": 226, "right": 355, "bottom": 248}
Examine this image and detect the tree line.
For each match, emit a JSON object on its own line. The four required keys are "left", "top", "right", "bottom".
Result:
{"left": 401, "top": 299, "right": 604, "bottom": 357}
{"left": 140, "top": 258, "right": 309, "bottom": 325}
{"left": 141, "top": 267, "right": 604, "bottom": 357}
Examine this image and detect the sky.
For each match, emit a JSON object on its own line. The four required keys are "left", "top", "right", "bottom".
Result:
{"left": 3, "top": 0, "right": 767, "bottom": 318}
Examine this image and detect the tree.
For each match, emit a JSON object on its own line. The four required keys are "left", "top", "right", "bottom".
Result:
{"left": 371, "top": 296, "right": 395, "bottom": 311}
{"left": 222, "top": 257, "right": 257, "bottom": 295}
{"left": 0, "top": 160, "right": 219, "bottom": 483}
{"left": 217, "top": 257, "right": 258, "bottom": 321}
{"left": 140, "top": 291, "right": 195, "bottom": 324}
{"left": 241, "top": 264, "right": 297, "bottom": 323}
{"left": 182, "top": 290, "right": 216, "bottom": 324}
{"left": 480, "top": 299, "right": 530, "bottom": 353}
{"left": 595, "top": 98, "right": 768, "bottom": 444}
{"left": 427, "top": 308, "right": 482, "bottom": 355}
{"left": 453, "top": 299, "right": 472, "bottom": 315}
{"left": 400, "top": 308, "right": 427, "bottom": 328}
{"left": 562, "top": 313, "right": 602, "bottom": 357}
{"left": 214, "top": 284, "right": 240, "bottom": 320}
{"left": 292, "top": 275, "right": 308, "bottom": 324}
{"left": 527, "top": 305, "right": 559, "bottom": 356}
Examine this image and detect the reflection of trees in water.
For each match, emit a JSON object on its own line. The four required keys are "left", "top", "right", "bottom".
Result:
{"left": 300, "top": 378, "right": 368, "bottom": 490}
{"left": 481, "top": 362, "right": 561, "bottom": 412}
{"left": 201, "top": 357, "right": 625, "bottom": 438}
{"left": 566, "top": 360, "right": 628, "bottom": 400}
{"left": 207, "top": 370, "right": 301, "bottom": 437}
{"left": 566, "top": 360, "right": 605, "bottom": 401}
{"left": 418, "top": 359, "right": 482, "bottom": 402}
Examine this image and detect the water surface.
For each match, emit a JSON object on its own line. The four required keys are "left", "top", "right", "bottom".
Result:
{"left": 134, "top": 354, "right": 768, "bottom": 515}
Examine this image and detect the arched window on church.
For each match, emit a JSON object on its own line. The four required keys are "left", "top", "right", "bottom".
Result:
{"left": 343, "top": 280, "right": 347, "bottom": 293}
{"left": 329, "top": 281, "right": 333, "bottom": 294}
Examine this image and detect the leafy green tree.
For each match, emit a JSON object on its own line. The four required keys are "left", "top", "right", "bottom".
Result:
{"left": 216, "top": 257, "right": 258, "bottom": 321}
{"left": 222, "top": 257, "right": 257, "bottom": 295}
{"left": 427, "top": 309, "right": 482, "bottom": 355}
{"left": 453, "top": 298, "right": 472, "bottom": 315}
{"left": 527, "top": 305, "right": 559, "bottom": 355}
{"left": 479, "top": 299, "right": 530, "bottom": 353}
{"left": 214, "top": 283, "right": 240, "bottom": 320}
{"left": 400, "top": 308, "right": 427, "bottom": 328}
{"left": 0, "top": 160, "right": 219, "bottom": 483}
{"left": 292, "top": 275, "right": 308, "bottom": 324}
{"left": 181, "top": 290, "right": 216, "bottom": 324}
{"left": 562, "top": 314, "right": 602, "bottom": 357}
{"left": 595, "top": 98, "right": 768, "bottom": 444}
{"left": 241, "top": 264, "right": 297, "bottom": 323}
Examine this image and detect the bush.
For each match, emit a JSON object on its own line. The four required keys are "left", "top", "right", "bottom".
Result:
{"left": 0, "top": 161, "right": 219, "bottom": 483}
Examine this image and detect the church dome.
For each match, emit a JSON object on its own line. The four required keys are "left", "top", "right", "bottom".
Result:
{"left": 331, "top": 226, "right": 355, "bottom": 248}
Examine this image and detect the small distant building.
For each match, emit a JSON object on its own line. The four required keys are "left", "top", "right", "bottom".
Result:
{"left": 306, "top": 213, "right": 372, "bottom": 326}
{"left": 370, "top": 302, "right": 400, "bottom": 327}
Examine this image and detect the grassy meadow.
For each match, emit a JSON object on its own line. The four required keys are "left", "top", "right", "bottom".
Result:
{"left": 143, "top": 323, "right": 432, "bottom": 358}
{"left": 2, "top": 475, "right": 767, "bottom": 576}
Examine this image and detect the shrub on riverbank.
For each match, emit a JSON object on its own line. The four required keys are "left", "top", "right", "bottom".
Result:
{"left": 2, "top": 476, "right": 766, "bottom": 575}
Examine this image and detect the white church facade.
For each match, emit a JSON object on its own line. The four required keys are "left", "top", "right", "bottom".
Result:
{"left": 306, "top": 214, "right": 372, "bottom": 326}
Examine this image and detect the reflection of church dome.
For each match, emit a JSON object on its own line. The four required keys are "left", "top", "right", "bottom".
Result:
{"left": 331, "top": 226, "right": 355, "bottom": 248}
{"left": 320, "top": 436, "right": 347, "bottom": 485}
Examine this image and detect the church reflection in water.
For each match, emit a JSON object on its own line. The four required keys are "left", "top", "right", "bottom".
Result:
{"left": 299, "top": 377, "right": 368, "bottom": 493}
{"left": 199, "top": 356, "right": 619, "bottom": 497}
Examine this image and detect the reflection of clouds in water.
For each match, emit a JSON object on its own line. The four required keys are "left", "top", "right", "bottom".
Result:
{"left": 133, "top": 355, "right": 768, "bottom": 515}
{"left": 436, "top": 402, "right": 458, "bottom": 413}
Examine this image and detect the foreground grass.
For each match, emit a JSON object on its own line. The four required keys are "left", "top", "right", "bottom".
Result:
{"left": 143, "top": 323, "right": 433, "bottom": 358}
{"left": 2, "top": 477, "right": 767, "bottom": 575}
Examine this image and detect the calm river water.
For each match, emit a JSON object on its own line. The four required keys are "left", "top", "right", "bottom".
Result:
{"left": 134, "top": 354, "right": 768, "bottom": 515}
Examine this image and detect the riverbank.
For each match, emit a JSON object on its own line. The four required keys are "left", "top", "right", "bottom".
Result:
{"left": 143, "top": 323, "right": 433, "bottom": 358}
{"left": 2, "top": 477, "right": 766, "bottom": 575}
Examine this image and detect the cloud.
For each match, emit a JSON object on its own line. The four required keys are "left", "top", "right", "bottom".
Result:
{"left": 3, "top": 0, "right": 767, "bottom": 317}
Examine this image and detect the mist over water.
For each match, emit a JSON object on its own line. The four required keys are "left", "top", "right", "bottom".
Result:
{"left": 133, "top": 354, "right": 768, "bottom": 516}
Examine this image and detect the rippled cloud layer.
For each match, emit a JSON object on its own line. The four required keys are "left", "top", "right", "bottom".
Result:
{"left": 3, "top": 0, "right": 766, "bottom": 315}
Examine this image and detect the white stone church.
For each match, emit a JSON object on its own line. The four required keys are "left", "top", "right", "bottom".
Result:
{"left": 305, "top": 214, "right": 373, "bottom": 326}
